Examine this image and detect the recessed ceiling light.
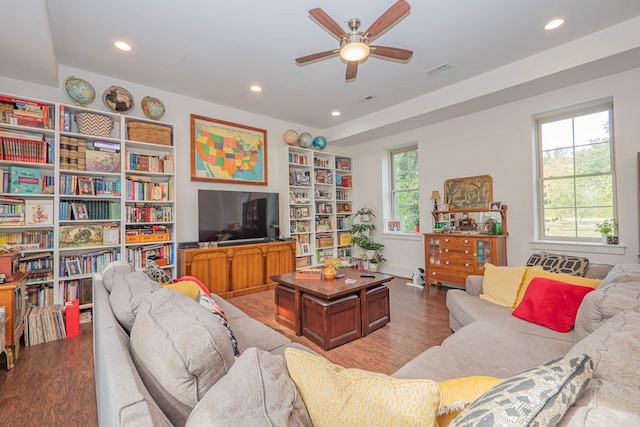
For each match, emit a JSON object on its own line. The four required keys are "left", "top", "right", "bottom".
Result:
{"left": 331, "top": 111, "right": 341, "bottom": 117}
{"left": 544, "top": 18, "right": 565, "bottom": 30}
{"left": 250, "top": 85, "right": 262, "bottom": 93}
{"left": 114, "top": 41, "right": 132, "bottom": 51}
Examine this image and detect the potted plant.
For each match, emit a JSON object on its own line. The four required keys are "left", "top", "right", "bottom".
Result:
{"left": 368, "top": 252, "right": 387, "bottom": 272}
{"left": 349, "top": 207, "right": 385, "bottom": 271}
{"left": 595, "top": 219, "right": 618, "bottom": 244}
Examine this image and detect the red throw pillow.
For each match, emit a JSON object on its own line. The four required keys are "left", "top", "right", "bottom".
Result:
{"left": 512, "top": 277, "right": 595, "bottom": 332}
{"left": 173, "top": 275, "right": 212, "bottom": 297}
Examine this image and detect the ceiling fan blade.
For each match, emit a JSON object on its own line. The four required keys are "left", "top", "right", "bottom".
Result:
{"left": 295, "top": 50, "right": 339, "bottom": 65}
{"left": 370, "top": 45, "right": 413, "bottom": 61}
{"left": 363, "top": 0, "right": 411, "bottom": 42}
{"left": 345, "top": 61, "right": 358, "bottom": 81}
{"left": 309, "top": 8, "right": 347, "bottom": 40}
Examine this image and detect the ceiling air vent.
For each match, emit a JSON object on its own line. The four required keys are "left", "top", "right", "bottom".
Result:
{"left": 426, "top": 64, "right": 451, "bottom": 76}
{"left": 357, "top": 96, "right": 375, "bottom": 103}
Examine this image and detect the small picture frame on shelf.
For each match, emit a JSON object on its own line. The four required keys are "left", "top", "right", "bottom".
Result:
{"left": 301, "top": 243, "right": 310, "bottom": 255}
{"left": 385, "top": 220, "right": 402, "bottom": 232}
{"left": 77, "top": 177, "right": 94, "bottom": 195}
{"left": 71, "top": 202, "right": 89, "bottom": 220}
{"left": 437, "top": 204, "right": 449, "bottom": 212}
{"left": 66, "top": 259, "right": 82, "bottom": 277}
{"left": 489, "top": 201, "right": 502, "bottom": 210}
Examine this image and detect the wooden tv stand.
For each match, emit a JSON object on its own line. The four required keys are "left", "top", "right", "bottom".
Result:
{"left": 177, "top": 241, "right": 296, "bottom": 299}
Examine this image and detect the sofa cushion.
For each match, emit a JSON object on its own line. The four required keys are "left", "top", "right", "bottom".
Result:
{"left": 450, "top": 354, "right": 593, "bottom": 427}
{"left": 515, "top": 269, "right": 601, "bottom": 307}
{"left": 574, "top": 263, "right": 640, "bottom": 341}
{"left": 512, "top": 278, "right": 595, "bottom": 332}
{"left": 436, "top": 376, "right": 504, "bottom": 427}
{"left": 186, "top": 348, "right": 312, "bottom": 427}
{"left": 142, "top": 259, "right": 173, "bottom": 284}
{"left": 230, "top": 316, "right": 291, "bottom": 354}
{"left": 108, "top": 271, "right": 161, "bottom": 332}
{"left": 478, "top": 264, "right": 528, "bottom": 308}
{"left": 130, "top": 288, "right": 236, "bottom": 427}
{"left": 526, "top": 252, "right": 589, "bottom": 277}
{"left": 285, "top": 348, "right": 441, "bottom": 427}
{"left": 101, "top": 260, "right": 135, "bottom": 293}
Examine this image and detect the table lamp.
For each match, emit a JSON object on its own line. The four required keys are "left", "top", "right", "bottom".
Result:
{"left": 431, "top": 190, "right": 441, "bottom": 211}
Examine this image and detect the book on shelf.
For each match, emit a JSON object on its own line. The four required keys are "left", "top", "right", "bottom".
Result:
{"left": 9, "top": 166, "right": 41, "bottom": 194}
{"left": 0, "top": 129, "right": 47, "bottom": 163}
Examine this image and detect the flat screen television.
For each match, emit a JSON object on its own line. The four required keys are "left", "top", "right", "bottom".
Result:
{"left": 198, "top": 189, "right": 280, "bottom": 243}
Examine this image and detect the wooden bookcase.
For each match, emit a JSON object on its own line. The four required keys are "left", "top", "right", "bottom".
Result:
{"left": 0, "top": 272, "right": 26, "bottom": 369}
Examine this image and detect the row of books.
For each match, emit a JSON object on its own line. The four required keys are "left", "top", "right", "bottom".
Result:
{"left": 59, "top": 174, "right": 122, "bottom": 196}
{"left": 1, "top": 166, "right": 52, "bottom": 194}
{"left": 24, "top": 304, "right": 66, "bottom": 346}
{"left": 288, "top": 152, "right": 308, "bottom": 165}
{"left": 125, "top": 151, "right": 174, "bottom": 173}
{"left": 59, "top": 200, "right": 121, "bottom": 220}
{"left": 336, "top": 189, "right": 350, "bottom": 200}
{"left": 59, "top": 249, "right": 121, "bottom": 278}
{"left": 336, "top": 175, "right": 352, "bottom": 188}
{"left": 126, "top": 205, "right": 173, "bottom": 223}
{"left": 314, "top": 158, "right": 331, "bottom": 168}
{"left": 0, "top": 95, "right": 53, "bottom": 129}
{"left": 25, "top": 284, "right": 55, "bottom": 307}
{"left": 0, "top": 229, "right": 54, "bottom": 248}
{"left": 125, "top": 177, "right": 172, "bottom": 201}
{"left": 126, "top": 243, "right": 174, "bottom": 269}
{"left": 0, "top": 129, "right": 53, "bottom": 163}
{"left": 60, "top": 277, "right": 93, "bottom": 305}
{"left": 314, "top": 169, "right": 333, "bottom": 184}
{"left": 336, "top": 203, "right": 353, "bottom": 213}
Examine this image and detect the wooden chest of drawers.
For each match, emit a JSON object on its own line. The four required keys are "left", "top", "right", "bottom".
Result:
{"left": 424, "top": 233, "right": 507, "bottom": 287}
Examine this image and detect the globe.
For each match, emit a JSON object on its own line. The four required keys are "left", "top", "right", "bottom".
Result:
{"left": 312, "top": 136, "right": 327, "bottom": 151}
{"left": 283, "top": 129, "right": 298, "bottom": 146}
{"left": 298, "top": 132, "right": 313, "bottom": 148}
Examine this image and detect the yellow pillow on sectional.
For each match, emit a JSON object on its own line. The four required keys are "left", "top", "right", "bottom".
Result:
{"left": 514, "top": 269, "right": 602, "bottom": 307}
{"left": 284, "top": 348, "right": 441, "bottom": 427}
{"left": 436, "top": 376, "right": 504, "bottom": 426}
{"left": 161, "top": 280, "right": 201, "bottom": 300}
{"left": 479, "top": 264, "right": 530, "bottom": 308}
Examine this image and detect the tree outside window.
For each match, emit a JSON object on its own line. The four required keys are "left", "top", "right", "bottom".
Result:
{"left": 390, "top": 146, "right": 419, "bottom": 232}
{"left": 536, "top": 103, "right": 616, "bottom": 241}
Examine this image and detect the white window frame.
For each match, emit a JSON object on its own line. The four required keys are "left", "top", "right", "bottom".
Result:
{"left": 389, "top": 145, "right": 419, "bottom": 232}
{"left": 534, "top": 100, "right": 617, "bottom": 242}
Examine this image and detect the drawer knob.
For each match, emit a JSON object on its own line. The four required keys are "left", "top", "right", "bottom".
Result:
{"left": 464, "top": 239, "right": 469, "bottom": 243}
{"left": 444, "top": 249, "right": 449, "bottom": 252}
{"left": 444, "top": 239, "right": 449, "bottom": 242}
{"left": 431, "top": 272, "right": 437, "bottom": 276}
{"left": 445, "top": 261, "right": 450, "bottom": 265}
{"left": 464, "top": 250, "right": 470, "bottom": 254}
{"left": 464, "top": 263, "right": 470, "bottom": 267}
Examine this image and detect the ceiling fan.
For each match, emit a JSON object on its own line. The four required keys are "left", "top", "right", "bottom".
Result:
{"left": 295, "top": 0, "right": 413, "bottom": 82}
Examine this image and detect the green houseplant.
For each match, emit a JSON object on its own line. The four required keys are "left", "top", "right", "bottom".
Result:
{"left": 595, "top": 219, "right": 618, "bottom": 244}
{"left": 350, "top": 207, "right": 385, "bottom": 270}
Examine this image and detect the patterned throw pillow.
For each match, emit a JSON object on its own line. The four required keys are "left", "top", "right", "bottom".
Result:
{"left": 450, "top": 354, "right": 593, "bottom": 427}
{"left": 526, "top": 252, "right": 589, "bottom": 277}
{"left": 143, "top": 259, "right": 173, "bottom": 284}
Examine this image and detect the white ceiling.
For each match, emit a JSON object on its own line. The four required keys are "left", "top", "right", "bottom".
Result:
{"left": 3, "top": 0, "right": 640, "bottom": 145}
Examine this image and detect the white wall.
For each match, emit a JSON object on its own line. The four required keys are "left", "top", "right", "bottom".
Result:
{"left": 0, "top": 65, "right": 322, "bottom": 243}
{"left": 345, "top": 67, "right": 640, "bottom": 277}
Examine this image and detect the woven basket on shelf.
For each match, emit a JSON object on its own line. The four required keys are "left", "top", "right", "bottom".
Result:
{"left": 127, "top": 121, "right": 172, "bottom": 146}
{"left": 74, "top": 112, "right": 114, "bottom": 137}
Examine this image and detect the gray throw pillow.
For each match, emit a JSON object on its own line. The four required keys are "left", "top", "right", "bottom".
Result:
{"left": 186, "top": 348, "right": 313, "bottom": 427}
{"left": 130, "top": 288, "right": 236, "bottom": 427}
{"left": 450, "top": 354, "right": 593, "bottom": 427}
{"left": 108, "top": 271, "right": 161, "bottom": 332}
{"left": 101, "top": 260, "right": 135, "bottom": 292}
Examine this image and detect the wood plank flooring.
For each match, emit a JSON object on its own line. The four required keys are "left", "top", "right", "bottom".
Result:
{"left": 0, "top": 278, "right": 451, "bottom": 424}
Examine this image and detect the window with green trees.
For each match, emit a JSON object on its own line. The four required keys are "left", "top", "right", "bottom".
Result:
{"left": 390, "top": 145, "right": 419, "bottom": 232}
{"left": 535, "top": 102, "right": 616, "bottom": 241}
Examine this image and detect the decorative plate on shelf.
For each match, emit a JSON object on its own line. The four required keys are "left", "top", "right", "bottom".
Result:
{"left": 63, "top": 76, "right": 96, "bottom": 106}
{"left": 140, "top": 96, "right": 165, "bottom": 120}
{"left": 102, "top": 85, "right": 134, "bottom": 113}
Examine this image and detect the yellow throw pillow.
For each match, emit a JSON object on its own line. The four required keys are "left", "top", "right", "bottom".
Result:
{"left": 162, "top": 280, "right": 201, "bottom": 299}
{"left": 479, "top": 264, "right": 528, "bottom": 308}
{"left": 514, "top": 269, "right": 602, "bottom": 307}
{"left": 284, "top": 348, "right": 441, "bottom": 427}
{"left": 436, "top": 376, "right": 504, "bottom": 426}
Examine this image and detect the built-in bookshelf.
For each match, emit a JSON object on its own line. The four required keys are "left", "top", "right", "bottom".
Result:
{"left": 287, "top": 146, "right": 353, "bottom": 268}
{"left": 0, "top": 92, "right": 176, "bottom": 328}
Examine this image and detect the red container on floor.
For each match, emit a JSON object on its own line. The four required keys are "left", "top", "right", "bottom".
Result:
{"left": 65, "top": 299, "right": 80, "bottom": 338}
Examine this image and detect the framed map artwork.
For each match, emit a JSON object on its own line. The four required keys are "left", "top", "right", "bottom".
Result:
{"left": 190, "top": 114, "right": 267, "bottom": 185}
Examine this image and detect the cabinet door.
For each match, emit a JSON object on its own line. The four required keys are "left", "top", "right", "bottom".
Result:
{"left": 188, "top": 251, "right": 229, "bottom": 296}
{"left": 427, "top": 237, "right": 441, "bottom": 266}
{"left": 229, "top": 246, "right": 264, "bottom": 292}
{"left": 265, "top": 243, "right": 296, "bottom": 284}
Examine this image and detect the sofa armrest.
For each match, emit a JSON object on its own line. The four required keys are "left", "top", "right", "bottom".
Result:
{"left": 465, "top": 275, "right": 484, "bottom": 296}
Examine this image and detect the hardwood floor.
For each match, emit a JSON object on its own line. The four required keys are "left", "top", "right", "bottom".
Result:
{"left": 0, "top": 278, "right": 451, "bottom": 424}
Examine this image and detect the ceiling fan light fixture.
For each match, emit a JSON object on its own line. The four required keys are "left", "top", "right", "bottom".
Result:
{"left": 340, "top": 42, "right": 370, "bottom": 62}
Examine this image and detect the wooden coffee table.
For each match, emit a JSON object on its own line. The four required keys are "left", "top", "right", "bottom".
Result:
{"left": 271, "top": 268, "right": 392, "bottom": 350}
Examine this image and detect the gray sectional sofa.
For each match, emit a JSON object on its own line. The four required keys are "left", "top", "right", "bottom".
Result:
{"left": 95, "top": 260, "right": 640, "bottom": 426}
